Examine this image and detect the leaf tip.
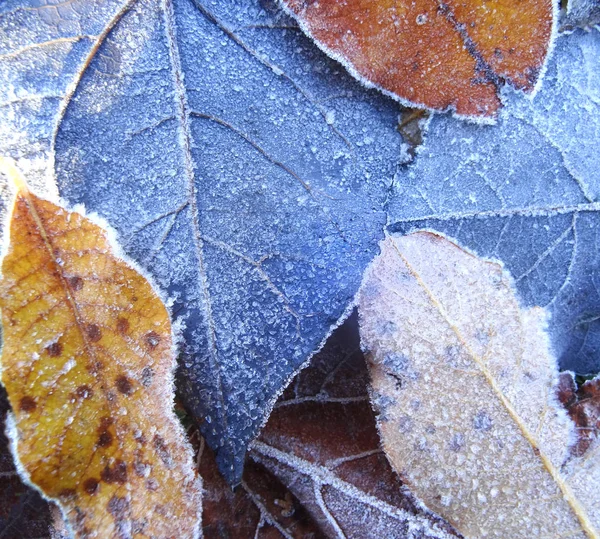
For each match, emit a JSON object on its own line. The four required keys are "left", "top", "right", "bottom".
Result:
{"left": 0, "top": 157, "right": 29, "bottom": 195}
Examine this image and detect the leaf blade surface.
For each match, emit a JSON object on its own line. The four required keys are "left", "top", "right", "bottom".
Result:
{"left": 281, "top": 0, "right": 554, "bottom": 117}
{"left": 0, "top": 162, "right": 202, "bottom": 538}
{"left": 359, "top": 231, "right": 600, "bottom": 538}
{"left": 52, "top": 0, "right": 403, "bottom": 483}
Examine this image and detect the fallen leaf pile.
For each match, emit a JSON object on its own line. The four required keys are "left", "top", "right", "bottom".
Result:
{"left": 0, "top": 0, "right": 598, "bottom": 537}
{"left": 0, "top": 160, "right": 201, "bottom": 538}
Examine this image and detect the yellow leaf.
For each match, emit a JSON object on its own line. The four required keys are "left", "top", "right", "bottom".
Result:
{"left": 359, "top": 232, "right": 600, "bottom": 539}
{"left": 0, "top": 159, "right": 201, "bottom": 538}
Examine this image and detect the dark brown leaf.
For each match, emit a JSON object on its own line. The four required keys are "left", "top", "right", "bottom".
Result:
{"left": 197, "top": 430, "right": 323, "bottom": 538}
{"left": 558, "top": 372, "right": 600, "bottom": 458}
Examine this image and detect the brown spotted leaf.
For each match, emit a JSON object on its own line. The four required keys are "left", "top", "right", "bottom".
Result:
{"left": 281, "top": 0, "right": 554, "bottom": 117}
{"left": 0, "top": 160, "right": 201, "bottom": 538}
{"left": 359, "top": 232, "right": 600, "bottom": 538}
{"left": 250, "top": 315, "right": 460, "bottom": 539}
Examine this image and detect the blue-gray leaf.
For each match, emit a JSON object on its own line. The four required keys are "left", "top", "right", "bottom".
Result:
{"left": 0, "top": 0, "right": 128, "bottom": 197}
{"left": 388, "top": 29, "right": 600, "bottom": 375}
{"left": 50, "top": 0, "right": 401, "bottom": 483}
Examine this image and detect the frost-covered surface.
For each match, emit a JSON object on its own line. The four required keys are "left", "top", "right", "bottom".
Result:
{"left": 0, "top": 0, "right": 127, "bottom": 211}
{"left": 359, "top": 232, "right": 599, "bottom": 538}
{"left": 52, "top": 0, "right": 402, "bottom": 483}
{"left": 387, "top": 29, "right": 600, "bottom": 374}
{"left": 561, "top": 0, "right": 600, "bottom": 30}
{"left": 251, "top": 315, "right": 461, "bottom": 538}
{"left": 251, "top": 441, "right": 457, "bottom": 539}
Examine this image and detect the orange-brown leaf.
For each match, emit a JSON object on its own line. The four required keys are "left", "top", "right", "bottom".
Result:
{"left": 282, "top": 0, "right": 554, "bottom": 117}
{"left": 0, "top": 161, "right": 201, "bottom": 538}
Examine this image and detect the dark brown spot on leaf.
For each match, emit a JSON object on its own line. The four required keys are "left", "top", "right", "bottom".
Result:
{"left": 76, "top": 385, "right": 93, "bottom": 399}
{"left": 86, "top": 324, "right": 102, "bottom": 342}
{"left": 99, "top": 416, "right": 114, "bottom": 429}
{"left": 97, "top": 430, "right": 113, "bottom": 448}
{"left": 83, "top": 477, "right": 99, "bottom": 495}
{"left": 115, "top": 375, "right": 133, "bottom": 396}
{"left": 97, "top": 417, "right": 114, "bottom": 448}
{"left": 45, "top": 341, "right": 62, "bottom": 357}
{"left": 101, "top": 460, "right": 127, "bottom": 484}
{"left": 153, "top": 434, "right": 172, "bottom": 468}
{"left": 68, "top": 276, "right": 84, "bottom": 291}
{"left": 19, "top": 396, "right": 36, "bottom": 412}
{"left": 144, "top": 331, "right": 161, "bottom": 350}
{"left": 116, "top": 317, "right": 129, "bottom": 334}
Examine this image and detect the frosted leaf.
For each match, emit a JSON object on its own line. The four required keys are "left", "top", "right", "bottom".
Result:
{"left": 198, "top": 435, "right": 323, "bottom": 537}
{"left": 281, "top": 0, "right": 554, "bottom": 118}
{"left": 250, "top": 317, "right": 459, "bottom": 539}
{"left": 561, "top": 0, "right": 600, "bottom": 30}
{"left": 0, "top": 0, "right": 127, "bottom": 210}
{"left": 557, "top": 373, "right": 600, "bottom": 457}
{"left": 387, "top": 28, "right": 600, "bottom": 374}
{"left": 49, "top": 0, "right": 402, "bottom": 484}
{"left": 359, "top": 231, "right": 600, "bottom": 539}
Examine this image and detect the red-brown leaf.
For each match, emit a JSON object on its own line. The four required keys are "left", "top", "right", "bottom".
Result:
{"left": 282, "top": 0, "right": 554, "bottom": 117}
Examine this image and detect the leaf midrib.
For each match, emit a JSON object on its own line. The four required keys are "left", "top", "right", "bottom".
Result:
{"left": 161, "top": 0, "right": 229, "bottom": 431}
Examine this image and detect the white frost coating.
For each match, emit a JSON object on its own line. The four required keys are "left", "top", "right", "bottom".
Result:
{"left": 250, "top": 440, "right": 456, "bottom": 539}
{"left": 359, "top": 231, "right": 600, "bottom": 538}
{"left": 561, "top": 0, "right": 600, "bottom": 29}
{"left": 47, "top": 0, "right": 139, "bottom": 189}
{"left": 0, "top": 0, "right": 133, "bottom": 223}
{"left": 528, "top": 0, "right": 560, "bottom": 100}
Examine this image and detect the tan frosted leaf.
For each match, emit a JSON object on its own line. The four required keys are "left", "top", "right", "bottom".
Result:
{"left": 358, "top": 231, "right": 599, "bottom": 539}
{"left": 0, "top": 160, "right": 201, "bottom": 538}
